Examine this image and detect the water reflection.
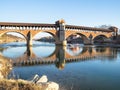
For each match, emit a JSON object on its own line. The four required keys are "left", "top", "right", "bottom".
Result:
{"left": 67, "top": 44, "right": 84, "bottom": 56}
{"left": 0, "top": 43, "right": 120, "bottom": 90}
{"left": 55, "top": 46, "right": 66, "bottom": 70}
{"left": 2, "top": 47, "right": 26, "bottom": 58}
{"left": 0, "top": 44, "right": 118, "bottom": 70}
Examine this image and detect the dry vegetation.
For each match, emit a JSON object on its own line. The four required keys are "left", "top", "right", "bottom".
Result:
{"left": 0, "top": 54, "right": 42, "bottom": 90}
{"left": 0, "top": 79, "right": 42, "bottom": 90}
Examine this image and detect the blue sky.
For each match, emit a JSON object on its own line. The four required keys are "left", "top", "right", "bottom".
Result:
{"left": 0, "top": 0, "right": 120, "bottom": 37}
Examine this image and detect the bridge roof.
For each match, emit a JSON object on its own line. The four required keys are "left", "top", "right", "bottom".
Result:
{"left": 66, "top": 25, "right": 113, "bottom": 32}
{"left": 0, "top": 22, "right": 55, "bottom": 27}
{"left": 0, "top": 22, "right": 113, "bottom": 32}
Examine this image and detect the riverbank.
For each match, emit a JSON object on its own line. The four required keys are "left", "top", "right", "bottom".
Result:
{"left": 0, "top": 58, "right": 59, "bottom": 90}
{"left": 0, "top": 75, "right": 59, "bottom": 90}
{"left": 0, "top": 79, "right": 41, "bottom": 90}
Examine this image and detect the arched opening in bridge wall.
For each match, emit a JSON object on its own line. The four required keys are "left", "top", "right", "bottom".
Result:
{"left": 93, "top": 35, "right": 110, "bottom": 44}
{"left": 32, "top": 32, "right": 56, "bottom": 58}
{"left": 66, "top": 33, "right": 89, "bottom": 45}
{"left": 0, "top": 32, "right": 26, "bottom": 45}
{"left": 33, "top": 31, "right": 56, "bottom": 45}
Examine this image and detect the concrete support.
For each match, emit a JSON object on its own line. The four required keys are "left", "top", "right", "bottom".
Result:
{"left": 55, "top": 19, "right": 67, "bottom": 46}
{"left": 27, "top": 31, "right": 33, "bottom": 46}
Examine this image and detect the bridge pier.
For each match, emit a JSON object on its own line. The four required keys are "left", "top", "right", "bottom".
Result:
{"left": 27, "top": 31, "right": 33, "bottom": 46}
{"left": 88, "top": 34, "right": 93, "bottom": 45}
{"left": 55, "top": 19, "right": 67, "bottom": 46}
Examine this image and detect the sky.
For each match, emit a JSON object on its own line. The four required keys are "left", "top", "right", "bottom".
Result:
{"left": 0, "top": 0, "right": 120, "bottom": 38}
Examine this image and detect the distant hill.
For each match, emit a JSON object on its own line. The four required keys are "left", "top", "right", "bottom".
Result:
{"left": 0, "top": 34, "right": 25, "bottom": 44}
{"left": 35, "top": 36, "right": 55, "bottom": 42}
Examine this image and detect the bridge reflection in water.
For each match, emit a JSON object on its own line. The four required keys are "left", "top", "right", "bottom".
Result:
{"left": 0, "top": 44, "right": 119, "bottom": 90}
{"left": 2, "top": 45, "right": 115, "bottom": 69}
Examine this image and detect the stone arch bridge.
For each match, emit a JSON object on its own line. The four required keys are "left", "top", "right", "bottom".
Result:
{"left": 0, "top": 20, "right": 118, "bottom": 46}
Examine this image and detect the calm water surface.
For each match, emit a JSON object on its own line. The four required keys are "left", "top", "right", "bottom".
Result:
{"left": 0, "top": 42, "right": 120, "bottom": 90}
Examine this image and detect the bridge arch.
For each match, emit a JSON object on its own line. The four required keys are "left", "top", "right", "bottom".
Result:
{"left": 0, "top": 31, "right": 27, "bottom": 41}
{"left": 66, "top": 32, "right": 89, "bottom": 44}
{"left": 33, "top": 31, "right": 57, "bottom": 43}
{"left": 92, "top": 33, "right": 112, "bottom": 39}
{"left": 93, "top": 35, "right": 109, "bottom": 44}
{"left": 42, "top": 31, "right": 57, "bottom": 40}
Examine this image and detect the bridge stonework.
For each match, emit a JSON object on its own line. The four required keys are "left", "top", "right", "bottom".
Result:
{"left": 0, "top": 20, "right": 118, "bottom": 46}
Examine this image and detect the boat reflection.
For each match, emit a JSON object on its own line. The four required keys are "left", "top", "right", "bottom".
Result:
{"left": 67, "top": 44, "right": 84, "bottom": 56}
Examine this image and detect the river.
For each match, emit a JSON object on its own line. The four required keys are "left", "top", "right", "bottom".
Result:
{"left": 0, "top": 41, "right": 120, "bottom": 90}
